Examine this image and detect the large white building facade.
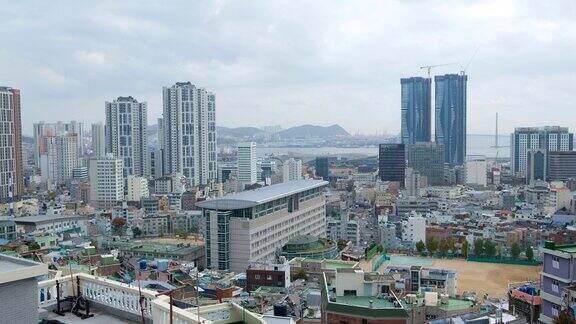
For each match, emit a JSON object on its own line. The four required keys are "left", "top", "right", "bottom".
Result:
{"left": 197, "top": 180, "right": 328, "bottom": 273}
{"left": 91, "top": 122, "right": 106, "bottom": 157}
{"left": 237, "top": 142, "right": 257, "bottom": 187}
{"left": 162, "top": 82, "right": 217, "bottom": 187}
{"left": 33, "top": 121, "right": 83, "bottom": 167}
{"left": 40, "top": 133, "right": 79, "bottom": 189}
{"left": 282, "top": 158, "right": 302, "bottom": 182}
{"left": 89, "top": 155, "right": 124, "bottom": 208}
{"left": 105, "top": 96, "right": 149, "bottom": 178}
{"left": 465, "top": 155, "right": 487, "bottom": 187}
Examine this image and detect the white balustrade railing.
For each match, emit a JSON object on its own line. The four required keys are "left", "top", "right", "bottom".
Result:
{"left": 38, "top": 273, "right": 157, "bottom": 319}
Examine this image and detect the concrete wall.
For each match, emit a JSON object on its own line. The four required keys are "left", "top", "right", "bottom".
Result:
{"left": 543, "top": 253, "right": 571, "bottom": 279}
{"left": 0, "top": 278, "right": 38, "bottom": 324}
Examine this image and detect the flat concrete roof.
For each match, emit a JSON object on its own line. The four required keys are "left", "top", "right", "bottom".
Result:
{"left": 0, "top": 254, "right": 48, "bottom": 284}
{"left": 196, "top": 179, "right": 327, "bottom": 210}
{"left": 13, "top": 214, "right": 88, "bottom": 225}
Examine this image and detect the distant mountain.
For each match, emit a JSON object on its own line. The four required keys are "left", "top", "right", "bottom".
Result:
{"left": 217, "top": 126, "right": 265, "bottom": 138}
{"left": 277, "top": 124, "right": 350, "bottom": 139}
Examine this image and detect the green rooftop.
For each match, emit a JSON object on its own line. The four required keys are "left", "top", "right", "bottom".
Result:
{"left": 544, "top": 241, "right": 576, "bottom": 253}
{"left": 334, "top": 295, "right": 397, "bottom": 309}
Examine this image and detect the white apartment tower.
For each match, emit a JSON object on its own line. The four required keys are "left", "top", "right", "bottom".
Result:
{"left": 40, "top": 133, "right": 79, "bottom": 189}
{"left": 105, "top": 96, "right": 149, "bottom": 178}
{"left": 237, "top": 142, "right": 257, "bottom": 187}
{"left": 91, "top": 122, "right": 106, "bottom": 157}
{"left": 162, "top": 82, "right": 217, "bottom": 186}
{"left": 89, "top": 155, "right": 124, "bottom": 208}
{"left": 33, "top": 121, "right": 84, "bottom": 167}
{"left": 283, "top": 158, "right": 302, "bottom": 182}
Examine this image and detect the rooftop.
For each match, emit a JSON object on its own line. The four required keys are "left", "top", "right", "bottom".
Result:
{"left": 543, "top": 241, "right": 576, "bottom": 254}
{"left": 333, "top": 294, "right": 398, "bottom": 309}
{"left": 13, "top": 214, "right": 88, "bottom": 224}
{"left": 0, "top": 254, "right": 48, "bottom": 284}
{"left": 196, "top": 179, "right": 327, "bottom": 210}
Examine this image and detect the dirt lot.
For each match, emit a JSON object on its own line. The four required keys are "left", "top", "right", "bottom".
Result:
{"left": 431, "top": 258, "right": 541, "bottom": 297}
{"left": 363, "top": 255, "right": 542, "bottom": 297}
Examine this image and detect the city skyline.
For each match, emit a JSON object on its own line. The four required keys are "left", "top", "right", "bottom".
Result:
{"left": 2, "top": 1, "right": 576, "bottom": 135}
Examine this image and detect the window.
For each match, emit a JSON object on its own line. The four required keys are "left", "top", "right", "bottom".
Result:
{"left": 267, "top": 275, "right": 272, "bottom": 281}
{"left": 553, "top": 257, "right": 560, "bottom": 269}
{"left": 254, "top": 274, "right": 260, "bottom": 280}
{"left": 552, "top": 305, "right": 560, "bottom": 317}
{"left": 552, "top": 281, "right": 559, "bottom": 294}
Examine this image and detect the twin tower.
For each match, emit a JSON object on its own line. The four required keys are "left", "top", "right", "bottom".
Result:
{"left": 401, "top": 73, "right": 467, "bottom": 166}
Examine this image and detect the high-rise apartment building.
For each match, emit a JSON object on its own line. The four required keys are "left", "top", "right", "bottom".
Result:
{"left": 401, "top": 77, "right": 431, "bottom": 144}
{"left": 105, "top": 96, "right": 149, "bottom": 178}
{"left": 315, "top": 157, "right": 329, "bottom": 181}
{"left": 197, "top": 180, "right": 328, "bottom": 272}
{"left": 162, "top": 82, "right": 217, "bottom": 187}
{"left": 511, "top": 126, "right": 573, "bottom": 176}
{"left": 88, "top": 154, "right": 124, "bottom": 209}
{"left": 33, "top": 121, "right": 83, "bottom": 167}
{"left": 282, "top": 158, "right": 302, "bottom": 182}
{"left": 91, "top": 122, "right": 105, "bottom": 157}
{"left": 0, "top": 87, "right": 23, "bottom": 201}
{"left": 378, "top": 144, "right": 405, "bottom": 184}
{"left": 435, "top": 74, "right": 467, "bottom": 166}
{"left": 40, "top": 133, "right": 79, "bottom": 188}
{"left": 406, "top": 142, "right": 444, "bottom": 185}
{"left": 237, "top": 142, "right": 257, "bottom": 188}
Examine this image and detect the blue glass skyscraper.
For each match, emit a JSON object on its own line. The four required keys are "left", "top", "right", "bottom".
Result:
{"left": 401, "top": 77, "right": 431, "bottom": 144}
{"left": 434, "top": 73, "right": 467, "bottom": 166}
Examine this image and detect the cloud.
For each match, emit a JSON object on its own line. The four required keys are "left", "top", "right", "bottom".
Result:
{"left": 0, "top": 0, "right": 575, "bottom": 135}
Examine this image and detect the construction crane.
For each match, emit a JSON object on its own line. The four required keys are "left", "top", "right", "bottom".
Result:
{"left": 419, "top": 62, "right": 458, "bottom": 78}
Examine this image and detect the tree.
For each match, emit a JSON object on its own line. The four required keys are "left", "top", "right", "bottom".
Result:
{"left": 132, "top": 226, "right": 142, "bottom": 238}
{"left": 462, "top": 240, "right": 469, "bottom": 258}
{"left": 439, "top": 238, "right": 450, "bottom": 256}
{"left": 426, "top": 237, "right": 438, "bottom": 255}
{"left": 111, "top": 217, "right": 127, "bottom": 236}
{"left": 511, "top": 242, "right": 521, "bottom": 259}
{"left": 416, "top": 240, "right": 425, "bottom": 254}
{"left": 446, "top": 237, "right": 456, "bottom": 253}
{"left": 526, "top": 246, "right": 534, "bottom": 260}
{"left": 484, "top": 241, "right": 497, "bottom": 258}
{"left": 29, "top": 242, "right": 40, "bottom": 251}
{"left": 292, "top": 268, "right": 308, "bottom": 281}
{"left": 474, "top": 238, "right": 484, "bottom": 257}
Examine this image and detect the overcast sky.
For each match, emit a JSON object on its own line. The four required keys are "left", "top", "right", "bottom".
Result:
{"left": 2, "top": 0, "right": 575, "bottom": 135}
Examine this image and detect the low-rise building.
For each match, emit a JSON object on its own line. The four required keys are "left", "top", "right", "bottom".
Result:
{"left": 245, "top": 260, "right": 290, "bottom": 292}
{"left": 281, "top": 235, "right": 339, "bottom": 260}
{"left": 321, "top": 269, "right": 409, "bottom": 323}
{"left": 13, "top": 214, "right": 89, "bottom": 236}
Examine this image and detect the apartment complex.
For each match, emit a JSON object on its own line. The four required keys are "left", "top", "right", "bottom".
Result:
{"left": 33, "top": 120, "right": 83, "bottom": 166}
{"left": 282, "top": 158, "right": 302, "bottom": 182}
{"left": 162, "top": 82, "right": 217, "bottom": 186}
{"left": 40, "top": 133, "right": 79, "bottom": 188}
{"left": 105, "top": 96, "right": 149, "bottom": 178}
{"left": 91, "top": 122, "right": 106, "bottom": 157}
{"left": 89, "top": 155, "right": 124, "bottom": 208}
{"left": 197, "top": 179, "right": 328, "bottom": 272}
{"left": 237, "top": 142, "right": 257, "bottom": 188}
{"left": 0, "top": 86, "right": 23, "bottom": 200}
